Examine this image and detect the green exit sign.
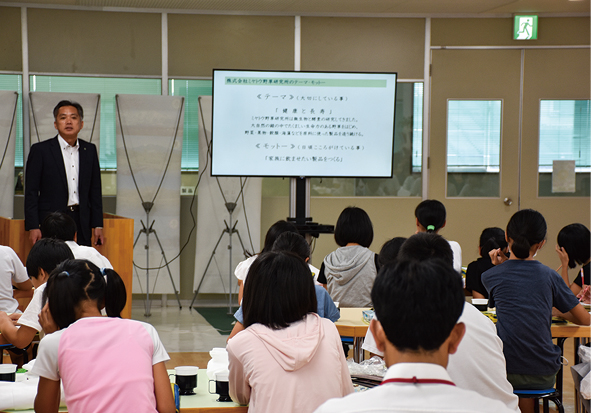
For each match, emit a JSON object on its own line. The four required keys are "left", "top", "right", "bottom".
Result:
{"left": 514, "top": 15, "right": 538, "bottom": 40}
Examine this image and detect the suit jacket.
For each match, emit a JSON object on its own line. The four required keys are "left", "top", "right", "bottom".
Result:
{"left": 24, "top": 136, "right": 103, "bottom": 243}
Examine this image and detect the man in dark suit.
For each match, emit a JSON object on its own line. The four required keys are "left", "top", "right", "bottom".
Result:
{"left": 25, "top": 100, "right": 104, "bottom": 247}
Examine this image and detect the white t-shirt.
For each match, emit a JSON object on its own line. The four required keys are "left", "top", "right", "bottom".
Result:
{"left": 17, "top": 282, "right": 46, "bottom": 334}
{"left": 32, "top": 317, "right": 169, "bottom": 413}
{"left": 66, "top": 241, "right": 113, "bottom": 269}
{"left": 0, "top": 246, "right": 29, "bottom": 313}
{"left": 448, "top": 240, "right": 462, "bottom": 274}
{"left": 235, "top": 255, "right": 320, "bottom": 284}
{"left": 362, "top": 303, "right": 519, "bottom": 412}
{"left": 314, "top": 363, "right": 515, "bottom": 413}
{"left": 32, "top": 318, "right": 168, "bottom": 381}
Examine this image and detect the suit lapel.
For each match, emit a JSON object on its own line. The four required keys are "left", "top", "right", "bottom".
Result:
{"left": 49, "top": 137, "right": 68, "bottom": 190}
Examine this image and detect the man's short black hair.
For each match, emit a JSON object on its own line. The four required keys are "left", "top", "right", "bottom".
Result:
{"left": 334, "top": 206, "right": 374, "bottom": 248}
{"left": 242, "top": 251, "right": 317, "bottom": 330}
{"left": 26, "top": 238, "right": 74, "bottom": 279}
{"left": 398, "top": 233, "right": 453, "bottom": 268}
{"left": 53, "top": 100, "right": 84, "bottom": 120}
{"left": 378, "top": 237, "right": 407, "bottom": 267}
{"left": 415, "top": 199, "right": 446, "bottom": 232}
{"left": 41, "top": 212, "right": 77, "bottom": 241}
{"left": 557, "top": 223, "right": 590, "bottom": 268}
{"left": 372, "top": 259, "right": 464, "bottom": 352}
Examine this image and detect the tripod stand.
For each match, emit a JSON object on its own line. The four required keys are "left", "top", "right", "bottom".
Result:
{"left": 190, "top": 201, "right": 248, "bottom": 314}
{"left": 134, "top": 201, "right": 182, "bottom": 317}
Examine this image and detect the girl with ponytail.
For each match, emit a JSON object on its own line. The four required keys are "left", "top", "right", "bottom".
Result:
{"left": 482, "top": 209, "right": 590, "bottom": 413}
{"left": 31, "top": 259, "right": 175, "bottom": 413}
{"left": 414, "top": 199, "right": 462, "bottom": 273}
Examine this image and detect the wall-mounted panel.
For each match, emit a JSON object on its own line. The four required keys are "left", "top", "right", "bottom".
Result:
{"left": 28, "top": 9, "right": 161, "bottom": 75}
{"left": 168, "top": 14, "right": 294, "bottom": 77}
{"left": 301, "top": 17, "right": 424, "bottom": 79}
{"left": 0, "top": 7, "right": 22, "bottom": 71}
{"left": 432, "top": 17, "right": 590, "bottom": 46}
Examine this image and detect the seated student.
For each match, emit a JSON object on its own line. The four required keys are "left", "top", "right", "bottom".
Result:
{"left": 31, "top": 259, "right": 175, "bottom": 413}
{"left": 414, "top": 199, "right": 462, "bottom": 273}
{"left": 315, "top": 259, "right": 514, "bottom": 413}
{"left": 555, "top": 223, "right": 590, "bottom": 296}
{"left": 234, "top": 220, "right": 300, "bottom": 303}
{"left": 376, "top": 237, "right": 407, "bottom": 267}
{"left": 41, "top": 212, "right": 112, "bottom": 270}
{"left": 227, "top": 251, "right": 353, "bottom": 413}
{"left": 318, "top": 206, "right": 378, "bottom": 307}
{"left": 362, "top": 233, "right": 519, "bottom": 412}
{"left": 465, "top": 227, "right": 507, "bottom": 299}
{"left": 0, "top": 238, "right": 74, "bottom": 349}
{"left": 228, "top": 232, "right": 340, "bottom": 339}
{"left": 484, "top": 209, "right": 590, "bottom": 413}
{"left": 0, "top": 244, "right": 31, "bottom": 313}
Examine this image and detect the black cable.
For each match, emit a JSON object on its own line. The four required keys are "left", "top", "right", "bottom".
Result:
{"left": 0, "top": 92, "right": 18, "bottom": 171}
{"left": 115, "top": 95, "right": 145, "bottom": 206}
{"left": 29, "top": 93, "right": 41, "bottom": 145}
{"left": 150, "top": 96, "right": 184, "bottom": 205}
{"left": 89, "top": 96, "right": 101, "bottom": 145}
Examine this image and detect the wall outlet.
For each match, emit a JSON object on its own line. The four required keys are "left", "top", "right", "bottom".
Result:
{"left": 181, "top": 186, "right": 195, "bottom": 195}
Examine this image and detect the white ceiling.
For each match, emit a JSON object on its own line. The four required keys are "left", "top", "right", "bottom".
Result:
{"left": 0, "top": 0, "right": 589, "bottom": 16}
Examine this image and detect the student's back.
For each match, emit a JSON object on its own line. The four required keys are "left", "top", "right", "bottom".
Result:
{"left": 228, "top": 251, "right": 353, "bottom": 413}
{"left": 362, "top": 233, "right": 519, "bottom": 411}
{"left": 319, "top": 207, "right": 378, "bottom": 307}
{"left": 483, "top": 209, "right": 589, "bottom": 413}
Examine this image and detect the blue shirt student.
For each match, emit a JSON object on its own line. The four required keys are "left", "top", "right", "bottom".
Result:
{"left": 482, "top": 260, "right": 579, "bottom": 376}
{"left": 234, "top": 285, "right": 340, "bottom": 324}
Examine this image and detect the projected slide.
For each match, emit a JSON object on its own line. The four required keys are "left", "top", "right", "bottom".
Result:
{"left": 211, "top": 70, "right": 397, "bottom": 177}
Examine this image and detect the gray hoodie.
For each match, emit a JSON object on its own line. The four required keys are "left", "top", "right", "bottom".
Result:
{"left": 323, "top": 245, "right": 377, "bottom": 307}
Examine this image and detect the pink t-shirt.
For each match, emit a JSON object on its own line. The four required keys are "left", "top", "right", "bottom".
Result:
{"left": 33, "top": 317, "right": 168, "bottom": 413}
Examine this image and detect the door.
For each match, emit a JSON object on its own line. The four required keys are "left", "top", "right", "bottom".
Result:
{"left": 429, "top": 47, "right": 590, "bottom": 267}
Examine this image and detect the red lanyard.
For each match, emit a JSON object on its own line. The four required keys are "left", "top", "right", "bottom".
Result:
{"left": 381, "top": 377, "right": 455, "bottom": 386}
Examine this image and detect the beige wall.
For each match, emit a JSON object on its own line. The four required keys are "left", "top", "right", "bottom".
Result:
{"left": 8, "top": 9, "right": 591, "bottom": 298}
{"left": 28, "top": 9, "right": 161, "bottom": 75}
{"left": 0, "top": 7, "right": 22, "bottom": 71}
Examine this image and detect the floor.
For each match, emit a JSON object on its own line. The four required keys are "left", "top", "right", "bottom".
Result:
{"left": 131, "top": 303, "right": 231, "bottom": 353}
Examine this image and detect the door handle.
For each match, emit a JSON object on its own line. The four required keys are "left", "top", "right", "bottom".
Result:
{"left": 503, "top": 197, "right": 513, "bottom": 206}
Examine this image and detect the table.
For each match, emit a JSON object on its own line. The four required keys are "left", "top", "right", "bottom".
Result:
{"left": 334, "top": 307, "right": 370, "bottom": 362}
{"left": 172, "top": 370, "right": 247, "bottom": 413}
{"left": 3, "top": 370, "right": 247, "bottom": 413}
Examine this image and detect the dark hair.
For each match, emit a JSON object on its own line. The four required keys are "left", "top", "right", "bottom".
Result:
{"left": 272, "top": 231, "right": 310, "bottom": 261}
{"left": 372, "top": 259, "right": 464, "bottom": 352}
{"left": 261, "top": 220, "right": 298, "bottom": 254}
{"left": 506, "top": 209, "right": 547, "bottom": 259}
{"left": 26, "top": 238, "right": 74, "bottom": 279}
{"left": 53, "top": 100, "right": 84, "bottom": 120}
{"left": 415, "top": 199, "right": 446, "bottom": 233}
{"left": 41, "top": 212, "right": 77, "bottom": 241}
{"left": 334, "top": 206, "right": 374, "bottom": 248}
{"left": 557, "top": 223, "right": 590, "bottom": 268}
{"left": 242, "top": 251, "right": 316, "bottom": 330}
{"left": 398, "top": 233, "right": 453, "bottom": 268}
{"left": 378, "top": 237, "right": 407, "bottom": 267}
{"left": 479, "top": 227, "right": 507, "bottom": 258}
{"left": 43, "top": 259, "right": 127, "bottom": 329}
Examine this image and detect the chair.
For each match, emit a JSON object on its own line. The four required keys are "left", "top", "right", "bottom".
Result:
{"left": 513, "top": 389, "right": 564, "bottom": 413}
{"left": 0, "top": 343, "right": 31, "bottom": 364}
